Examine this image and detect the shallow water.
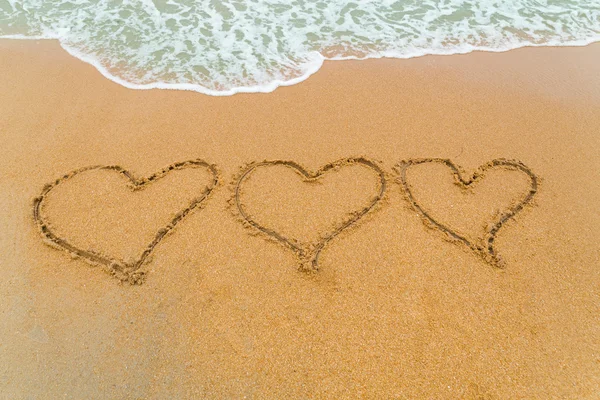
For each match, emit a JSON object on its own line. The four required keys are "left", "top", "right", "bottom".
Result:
{"left": 1, "top": 0, "right": 599, "bottom": 94}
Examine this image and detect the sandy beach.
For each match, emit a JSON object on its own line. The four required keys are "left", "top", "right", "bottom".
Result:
{"left": 1, "top": 39, "right": 599, "bottom": 398}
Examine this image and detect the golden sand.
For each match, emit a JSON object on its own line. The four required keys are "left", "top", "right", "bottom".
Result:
{"left": 1, "top": 40, "right": 599, "bottom": 398}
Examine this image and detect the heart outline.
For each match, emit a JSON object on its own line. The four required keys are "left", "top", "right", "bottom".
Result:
{"left": 33, "top": 159, "right": 219, "bottom": 284}
{"left": 233, "top": 157, "right": 387, "bottom": 272}
{"left": 395, "top": 158, "right": 538, "bottom": 267}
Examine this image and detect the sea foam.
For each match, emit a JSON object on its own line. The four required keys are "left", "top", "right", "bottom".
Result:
{"left": 1, "top": 0, "right": 599, "bottom": 95}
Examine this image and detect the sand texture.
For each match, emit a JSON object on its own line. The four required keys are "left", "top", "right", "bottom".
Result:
{"left": 0, "top": 40, "right": 599, "bottom": 399}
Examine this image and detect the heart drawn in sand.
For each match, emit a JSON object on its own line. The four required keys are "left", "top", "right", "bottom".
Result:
{"left": 233, "top": 158, "right": 387, "bottom": 271}
{"left": 33, "top": 160, "right": 219, "bottom": 284}
{"left": 396, "top": 158, "right": 538, "bottom": 267}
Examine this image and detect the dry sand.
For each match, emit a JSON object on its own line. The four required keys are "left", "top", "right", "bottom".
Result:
{"left": 0, "top": 40, "right": 599, "bottom": 399}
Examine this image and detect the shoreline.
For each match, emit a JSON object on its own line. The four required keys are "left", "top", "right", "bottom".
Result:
{"left": 1, "top": 39, "right": 599, "bottom": 398}
{"left": 2, "top": 35, "right": 600, "bottom": 96}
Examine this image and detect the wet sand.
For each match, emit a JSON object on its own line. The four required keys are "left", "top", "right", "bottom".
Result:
{"left": 0, "top": 40, "right": 599, "bottom": 398}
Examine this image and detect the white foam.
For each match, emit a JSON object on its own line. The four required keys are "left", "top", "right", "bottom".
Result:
{"left": 59, "top": 40, "right": 326, "bottom": 96}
